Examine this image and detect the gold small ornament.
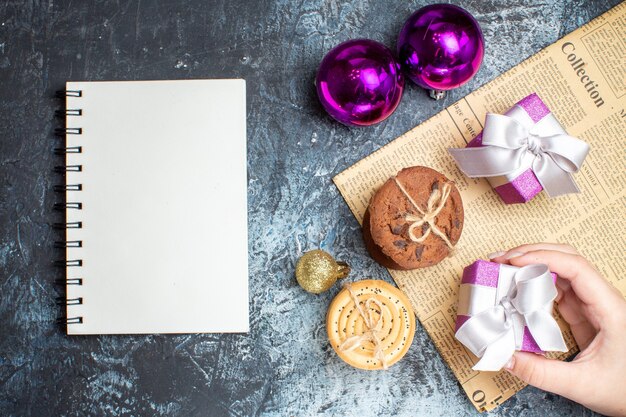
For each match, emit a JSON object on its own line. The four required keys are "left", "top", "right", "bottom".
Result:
{"left": 295, "top": 250, "right": 350, "bottom": 294}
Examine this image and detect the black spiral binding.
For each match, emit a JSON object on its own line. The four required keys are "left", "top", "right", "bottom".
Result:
{"left": 56, "top": 89, "right": 82, "bottom": 98}
{"left": 56, "top": 297, "right": 83, "bottom": 306}
{"left": 55, "top": 109, "right": 82, "bottom": 117}
{"left": 52, "top": 221, "right": 82, "bottom": 229}
{"left": 54, "top": 184, "right": 82, "bottom": 192}
{"left": 55, "top": 89, "right": 84, "bottom": 326}
{"left": 54, "top": 146, "right": 82, "bottom": 155}
{"left": 54, "top": 202, "right": 82, "bottom": 210}
{"left": 55, "top": 127, "right": 82, "bottom": 136}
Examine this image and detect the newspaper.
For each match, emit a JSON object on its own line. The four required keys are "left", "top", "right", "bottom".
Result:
{"left": 332, "top": 3, "right": 625, "bottom": 412}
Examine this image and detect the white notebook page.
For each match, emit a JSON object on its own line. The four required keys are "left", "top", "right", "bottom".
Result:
{"left": 64, "top": 79, "right": 248, "bottom": 334}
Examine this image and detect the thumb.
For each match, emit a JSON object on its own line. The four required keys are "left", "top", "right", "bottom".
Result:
{"left": 506, "top": 352, "right": 581, "bottom": 398}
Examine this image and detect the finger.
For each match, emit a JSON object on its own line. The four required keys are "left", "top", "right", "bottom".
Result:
{"left": 489, "top": 243, "right": 579, "bottom": 264}
{"left": 506, "top": 243, "right": 579, "bottom": 256}
{"left": 554, "top": 286, "right": 564, "bottom": 303}
{"left": 508, "top": 250, "right": 620, "bottom": 313}
{"left": 556, "top": 289, "right": 598, "bottom": 349}
{"left": 555, "top": 277, "right": 571, "bottom": 293}
{"left": 488, "top": 251, "right": 521, "bottom": 265}
{"left": 506, "top": 352, "right": 583, "bottom": 399}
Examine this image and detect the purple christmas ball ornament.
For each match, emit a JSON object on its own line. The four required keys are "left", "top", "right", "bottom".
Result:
{"left": 398, "top": 4, "right": 484, "bottom": 100}
{"left": 316, "top": 39, "right": 404, "bottom": 127}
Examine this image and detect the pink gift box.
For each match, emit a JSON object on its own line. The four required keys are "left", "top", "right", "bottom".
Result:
{"left": 466, "top": 93, "right": 551, "bottom": 204}
{"left": 455, "top": 260, "right": 558, "bottom": 354}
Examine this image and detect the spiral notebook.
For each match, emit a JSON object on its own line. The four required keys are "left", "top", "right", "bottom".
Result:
{"left": 58, "top": 79, "right": 249, "bottom": 335}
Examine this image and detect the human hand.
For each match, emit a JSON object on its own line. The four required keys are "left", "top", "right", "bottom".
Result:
{"left": 490, "top": 243, "right": 626, "bottom": 416}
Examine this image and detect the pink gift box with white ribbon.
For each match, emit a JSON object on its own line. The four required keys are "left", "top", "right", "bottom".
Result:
{"left": 454, "top": 260, "right": 567, "bottom": 371}
{"left": 449, "top": 93, "right": 590, "bottom": 204}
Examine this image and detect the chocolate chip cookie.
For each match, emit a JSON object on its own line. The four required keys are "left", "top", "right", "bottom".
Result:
{"left": 363, "top": 166, "right": 464, "bottom": 269}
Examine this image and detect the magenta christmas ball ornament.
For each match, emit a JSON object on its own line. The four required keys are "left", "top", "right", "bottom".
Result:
{"left": 316, "top": 39, "right": 404, "bottom": 127}
{"left": 398, "top": 4, "right": 484, "bottom": 100}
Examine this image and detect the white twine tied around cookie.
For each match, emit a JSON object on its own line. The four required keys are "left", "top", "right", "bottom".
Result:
{"left": 393, "top": 178, "right": 454, "bottom": 248}
{"left": 338, "top": 283, "right": 388, "bottom": 370}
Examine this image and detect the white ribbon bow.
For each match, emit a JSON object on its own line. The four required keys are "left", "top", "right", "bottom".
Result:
{"left": 449, "top": 112, "right": 590, "bottom": 197}
{"left": 455, "top": 264, "right": 567, "bottom": 371}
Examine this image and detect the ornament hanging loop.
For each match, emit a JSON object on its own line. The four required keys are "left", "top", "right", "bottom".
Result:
{"left": 429, "top": 89, "right": 446, "bottom": 100}
{"left": 335, "top": 261, "right": 350, "bottom": 280}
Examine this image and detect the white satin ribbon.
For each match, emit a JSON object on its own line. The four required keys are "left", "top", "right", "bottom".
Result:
{"left": 449, "top": 111, "right": 590, "bottom": 197}
{"left": 455, "top": 264, "right": 567, "bottom": 371}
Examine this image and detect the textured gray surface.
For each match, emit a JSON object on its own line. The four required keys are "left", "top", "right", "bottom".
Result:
{"left": 0, "top": 0, "right": 618, "bottom": 416}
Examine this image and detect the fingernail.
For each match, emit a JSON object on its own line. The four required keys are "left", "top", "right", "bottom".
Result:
{"left": 488, "top": 251, "right": 506, "bottom": 259}
{"left": 505, "top": 356, "right": 515, "bottom": 371}
{"left": 504, "top": 251, "right": 525, "bottom": 260}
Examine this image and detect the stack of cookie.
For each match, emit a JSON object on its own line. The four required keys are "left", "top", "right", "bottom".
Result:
{"left": 363, "top": 166, "right": 464, "bottom": 270}
{"left": 326, "top": 280, "right": 416, "bottom": 370}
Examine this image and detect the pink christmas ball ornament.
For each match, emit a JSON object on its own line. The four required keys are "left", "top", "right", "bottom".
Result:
{"left": 316, "top": 39, "right": 405, "bottom": 127}
{"left": 398, "top": 4, "right": 485, "bottom": 100}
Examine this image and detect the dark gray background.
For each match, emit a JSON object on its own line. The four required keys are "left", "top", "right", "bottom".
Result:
{"left": 0, "top": 0, "right": 618, "bottom": 416}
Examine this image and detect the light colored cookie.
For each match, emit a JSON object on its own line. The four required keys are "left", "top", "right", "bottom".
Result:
{"left": 326, "top": 279, "right": 416, "bottom": 370}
